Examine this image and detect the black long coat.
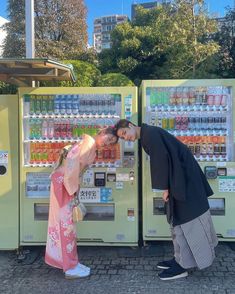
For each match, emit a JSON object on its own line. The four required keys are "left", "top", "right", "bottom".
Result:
{"left": 140, "top": 124, "right": 213, "bottom": 226}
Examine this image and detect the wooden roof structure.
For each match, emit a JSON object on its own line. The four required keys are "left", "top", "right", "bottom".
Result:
{"left": 0, "top": 58, "right": 76, "bottom": 86}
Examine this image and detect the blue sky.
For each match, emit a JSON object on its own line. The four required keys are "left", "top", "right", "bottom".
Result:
{"left": 0, "top": 0, "right": 234, "bottom": 44}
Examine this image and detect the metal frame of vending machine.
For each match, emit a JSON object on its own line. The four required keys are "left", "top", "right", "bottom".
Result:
{"left": 0, "top": 94, "right": 19, "bottom": 249}
{"left": 19, "top": 87, "right": 138, "bottom": 246}
{"left": 141, "top": 79, "right": 235, "bottom": 243}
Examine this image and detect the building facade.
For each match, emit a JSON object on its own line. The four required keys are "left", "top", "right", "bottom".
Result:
{"left": 131, "top": 0, "right": 171, "bottom": 20}
{"left": 93, "top": 15, "right": 128, "bottom": 52}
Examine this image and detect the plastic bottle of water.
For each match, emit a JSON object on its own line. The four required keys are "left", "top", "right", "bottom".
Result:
{"left": 72, "top": 95, "right": 79, "bottom": 115}
{"left": 60, "top": 95, "right": 66, "bottom": 115}
{"left": 54, "top": 95, "right": 60, "bottom": 115}
{"left": 66, "top": 95, "right": 72, "bottom": 115}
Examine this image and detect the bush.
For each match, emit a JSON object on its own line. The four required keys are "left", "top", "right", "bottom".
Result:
{"left": 0, "top": 81, "right": 17, "bottom": 94}
{"left": 97, "top": 73, "right": 134, "bottom": 86}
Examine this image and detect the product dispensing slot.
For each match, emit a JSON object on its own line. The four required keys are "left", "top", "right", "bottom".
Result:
{"left": 153, "top": 198, "right": 166, "bottom": 215}
{"left": 34, "top": 203, "right": 49, "bottom": 220}
{"left": 83, "top": 203, "right": 114, "bottom": 221}
{"left": 208, "top": 198, "right": 225, "bottom": 216}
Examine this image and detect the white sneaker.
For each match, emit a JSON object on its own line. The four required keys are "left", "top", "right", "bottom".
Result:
{"left": 76, "top": 263, "right": 90, "bottom": 273}
{"left": 65, "top": 263, "right": 90, "bottom": 279}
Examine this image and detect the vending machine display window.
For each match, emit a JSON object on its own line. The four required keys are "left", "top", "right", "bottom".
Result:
{"left": 22, "top": 93, "right": 123, "bottom": 167}
{"left": 146, "top": 86, "right": 234, "bottom": 162}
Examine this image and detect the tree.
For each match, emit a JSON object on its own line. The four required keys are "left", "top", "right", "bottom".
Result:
{"left": 99, "top": 0, "right": 219, "bottom": 82}
{"left": 34, "top": 0, "right": 88, "bottom": 59}
{"left": 163, "top": 0, "right": 219, "bottom": 78}
{"left": 2, "top": 0, "right": 25, "bottom": 57}
{"left": 3, "top": 0, "right": 88, "bottom": 60}
{"left": 212, "top": 7, "right": 235, "bottom": 78}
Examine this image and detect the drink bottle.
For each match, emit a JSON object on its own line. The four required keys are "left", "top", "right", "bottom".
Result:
{"left": 48, "top": 119, "right": 54, "bottom": 139}
{"left": 41, "top": 96, "right": 48, "bottom": 115}
{"left": 41, "top": 119, "right": 48, "bottom": 139}
{"left": 66, "top": 95, "right": 72, "bottom": 115}
{"left": 48, "top": 95, "right": 54, "bottom": 115}
{"left": 60, "top": 95, "right": 66, "bottom": 115}
{"left": 54, "top": 95, "right": 60, "bottom": 115}
{"left": 35, "top": 96, "right": 41, "bottom": 115}
{"left": 29, "top": 95, "right": 35, "bottom": 115}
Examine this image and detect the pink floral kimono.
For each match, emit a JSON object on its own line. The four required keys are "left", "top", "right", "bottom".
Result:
{"left": 45, "top": 135, "right": 96, "bottom": 272}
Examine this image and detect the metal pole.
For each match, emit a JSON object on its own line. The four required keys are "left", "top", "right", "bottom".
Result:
{"left": 25, "top": 0, "right": 35, "bottom": 58}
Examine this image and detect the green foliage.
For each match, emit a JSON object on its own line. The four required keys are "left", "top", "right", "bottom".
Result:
{"left": 3, "top": 0, "right": 89, "bottom": 60}
{"left": 96, "top": 73, "right": 134, "bottom": 86}
{"left": 0, "top": 81, "right": 17, "bottom": 94}
{"left": 2, "top": 0, "right": 25, "bottom": 57}
{"left": 99, "top": 0, "right": 220, "bottom": 81}
{"left": 40, "top": 60, "right": 101, "bottom": 87}
{"left": 212, "top": 7, "right": 235, "bottom": 78}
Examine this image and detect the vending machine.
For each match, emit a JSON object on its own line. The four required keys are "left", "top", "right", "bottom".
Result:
{"left": 19, "top": 87, "right": 138, "bottom": 246}
{"left": 141, "top": 80, "right": 235, "bottom": 243}
{"left": 0, "top": 94, "right": 19, "bottom": 249}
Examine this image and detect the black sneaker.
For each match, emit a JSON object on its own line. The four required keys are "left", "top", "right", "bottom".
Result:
{"left": 158, "top": 263, "right": 188, "bottom": 280}
{"left": 157, "top": 258, "right": 177, "bottom": 269}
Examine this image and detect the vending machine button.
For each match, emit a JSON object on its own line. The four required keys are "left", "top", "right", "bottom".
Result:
{"left": 204, "top": 166, "right": 217, "bottom": 179}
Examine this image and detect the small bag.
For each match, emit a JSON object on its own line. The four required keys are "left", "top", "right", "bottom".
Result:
{"left": 72, "top": 193, "right": 87, "bottom": 222}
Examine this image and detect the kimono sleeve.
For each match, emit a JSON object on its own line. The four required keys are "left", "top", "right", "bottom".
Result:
{"left": 149, "top": 136, "right": 169, "bottom": 190}
{"left": 63, "top": 145, "right": 81, "bottom": 196}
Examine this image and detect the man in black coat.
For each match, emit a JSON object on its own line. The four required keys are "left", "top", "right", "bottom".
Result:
{"left": 114, "top": 119, "right": 218, "bottom": 281}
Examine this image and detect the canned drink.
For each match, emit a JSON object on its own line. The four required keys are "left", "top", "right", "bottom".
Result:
{"left": 208, "top": 117, "right": 213, "bottom": 130}
{"left": 181, "top": 117, "right": 188, "bottom": 130}
{"left": 175, "top": 117, "right": 181, "bottom": 130}
{"left": 161, "top": 117, "right": 168, "bottom": 129}
{"left": 188, "top": 117, "right": 195, "bottom": 130}
{"left": 207, "top": 94, "right": 214, "bottom": 106}
{"left": 168, "top": 117, "right": 175, "bottom": 130}
{"left": 188, "top": 88, "right": 196, "bottom": 105}
{"left": 200, "top": 117, "right": 207, "bottom": 130}
{"left": 214, "top": 95, "right": 221, "bottom": 106}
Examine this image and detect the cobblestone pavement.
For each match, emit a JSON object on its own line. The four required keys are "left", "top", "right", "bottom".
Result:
{"left": 0, "top": 242, "right": 235, "bottom": 294}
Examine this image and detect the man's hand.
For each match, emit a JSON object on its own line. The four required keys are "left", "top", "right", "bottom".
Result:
{"left": 162, "top": 190, "right": 169, "bottom": 202}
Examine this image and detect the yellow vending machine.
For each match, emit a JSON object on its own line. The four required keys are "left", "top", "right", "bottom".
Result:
{"left": 141, "top": 80, "right": 235, "bottom": 243}
{"left": 19, "top": 87, "right": 138, "bottom": 246}
{"left": 0, "top": 94, "right": 19, "bottom": 249}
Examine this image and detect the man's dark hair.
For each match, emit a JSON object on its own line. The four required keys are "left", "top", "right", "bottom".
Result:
{"left": 113, "top": 119, "right": 136, "bottom": 137}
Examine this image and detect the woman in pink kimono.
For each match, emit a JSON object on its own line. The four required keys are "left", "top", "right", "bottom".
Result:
{"left": 45, "top": 128, "right": 117, "bottom": 279}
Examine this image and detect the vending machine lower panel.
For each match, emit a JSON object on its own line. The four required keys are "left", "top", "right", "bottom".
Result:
{"left": 143, "top": 163, "right": 235, "bottom": 242}
{"left": 0, "top": 95, "right": 19, "bottom": 249}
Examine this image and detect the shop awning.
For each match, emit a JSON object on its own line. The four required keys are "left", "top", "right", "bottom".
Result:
{"left": 0, "top": 58, "right": 76, "bottom": 86}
